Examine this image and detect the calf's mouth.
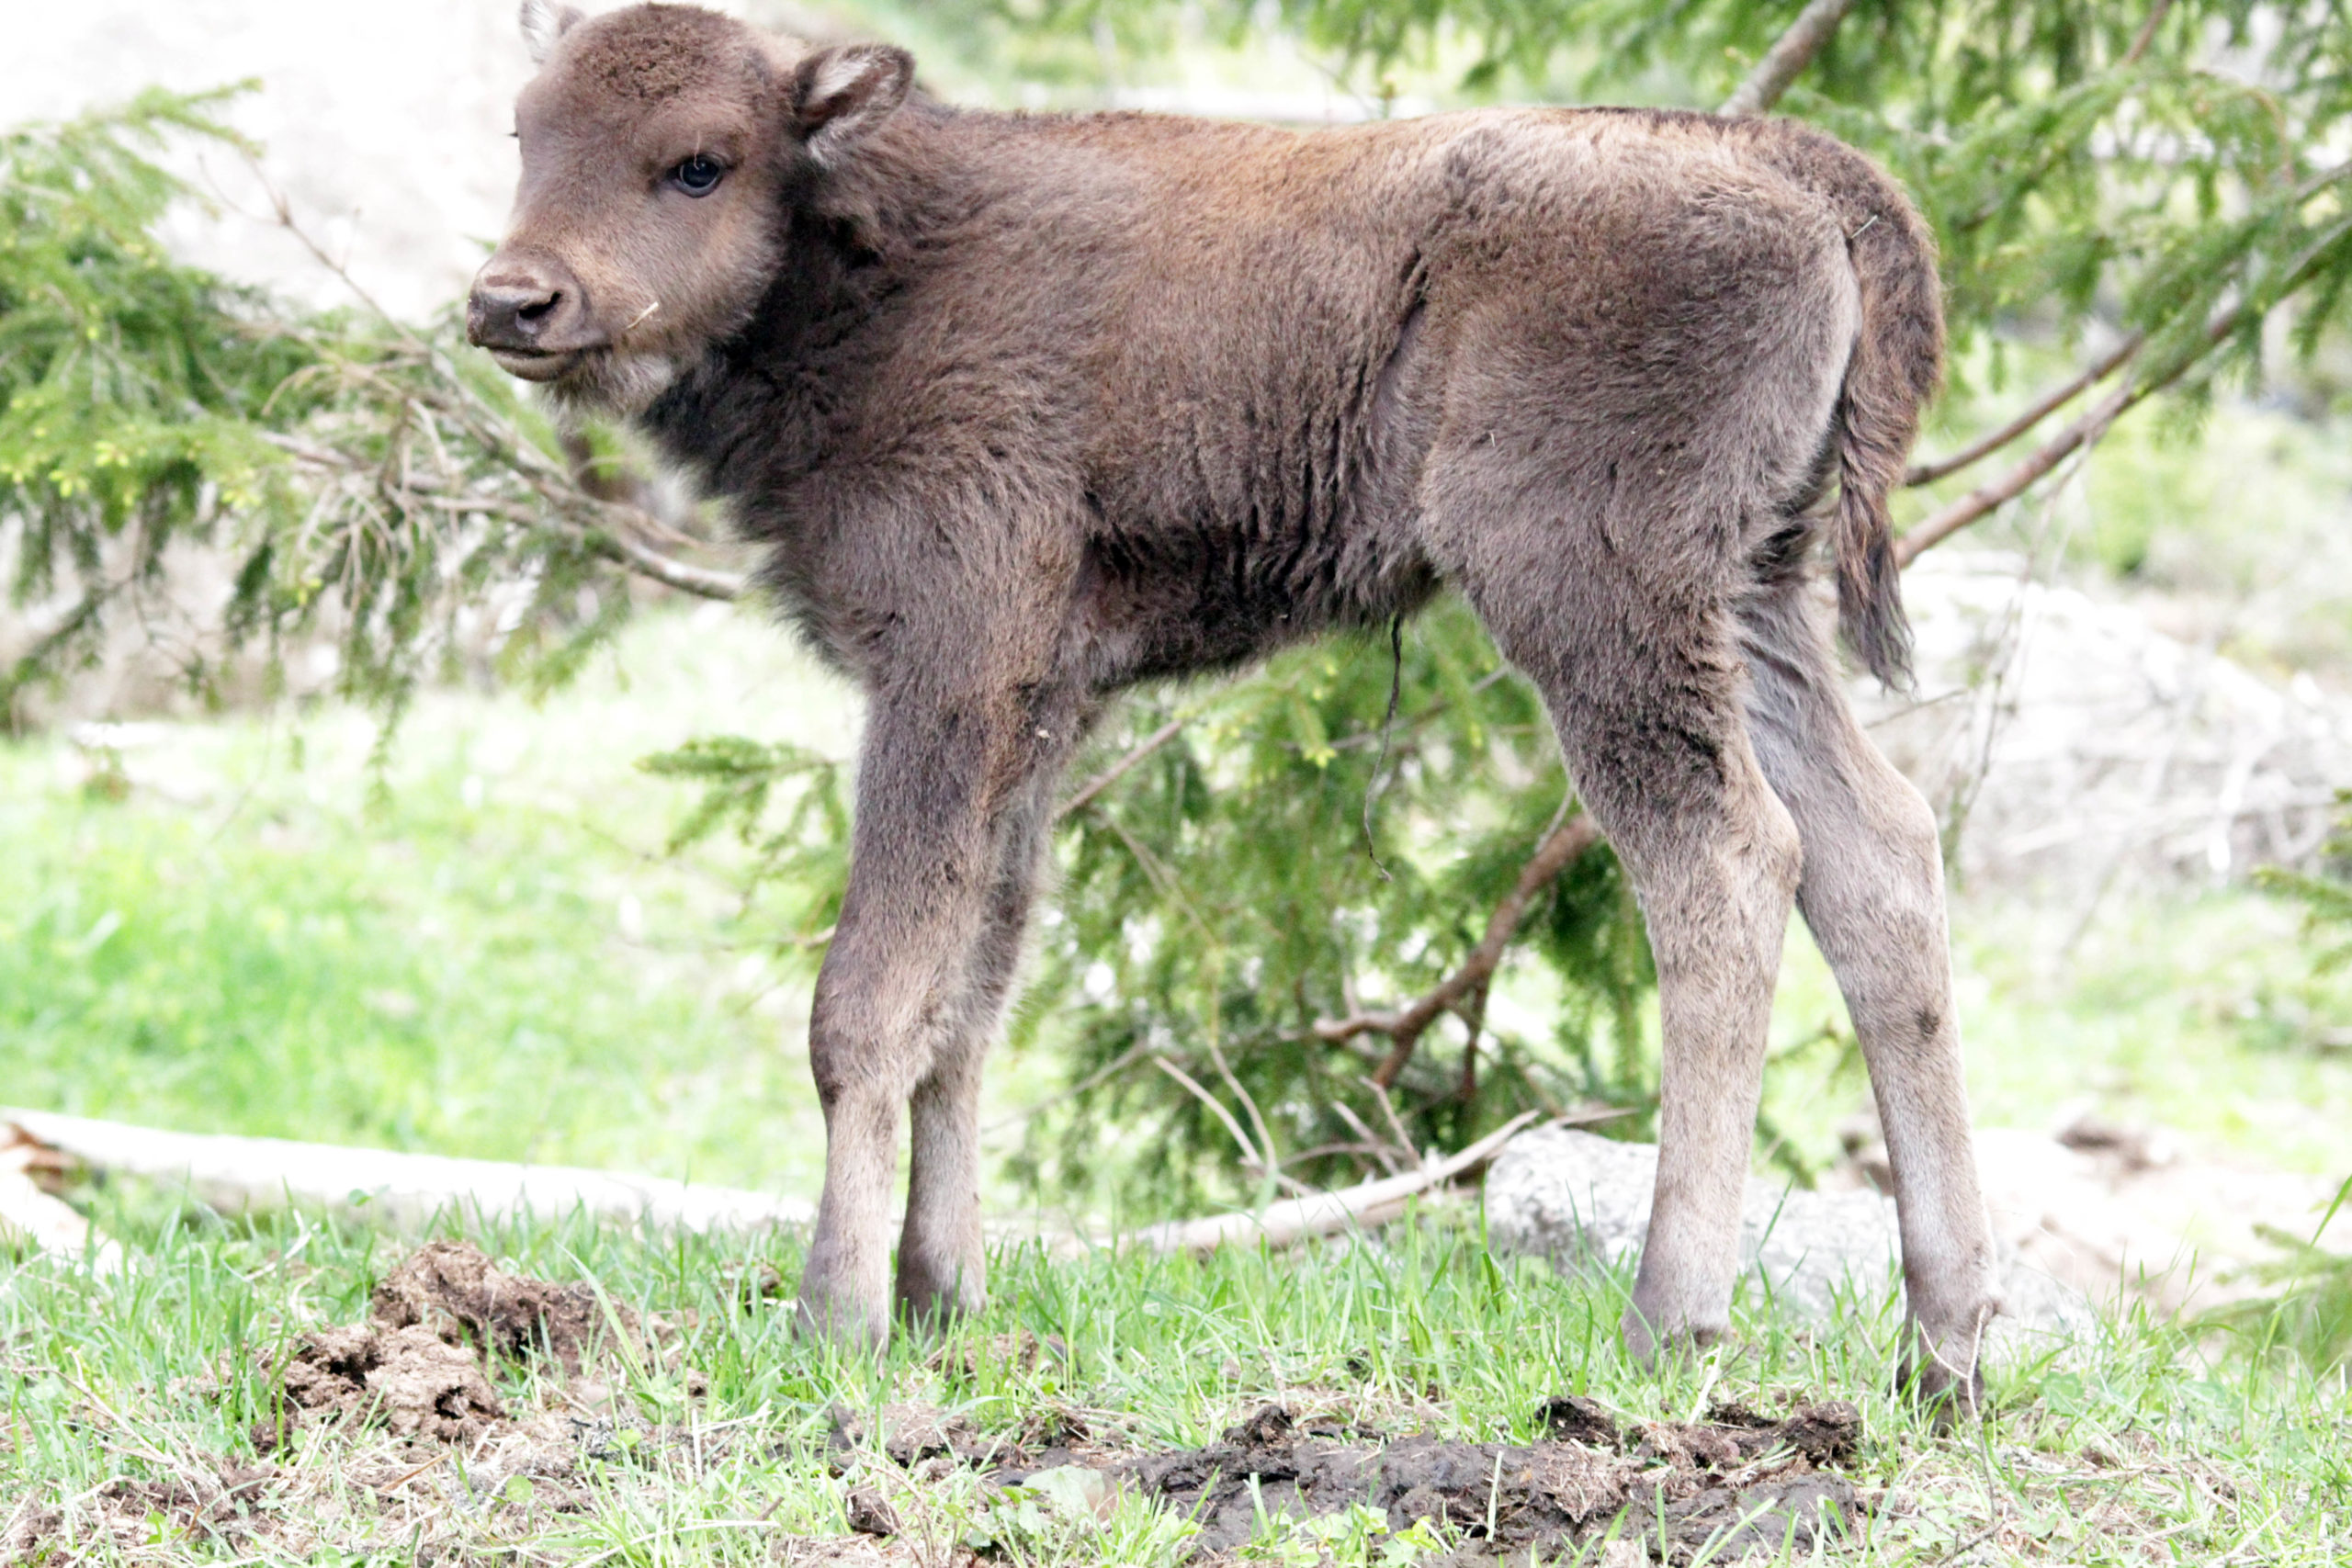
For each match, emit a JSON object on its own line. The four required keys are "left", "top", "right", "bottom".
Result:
{"left": 483, "top": 345, "right": 586, "bottom": 381}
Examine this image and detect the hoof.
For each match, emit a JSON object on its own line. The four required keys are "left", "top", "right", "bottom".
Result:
{"left": 1898, "top": 1311, "right": 1992, "bottom": 1426}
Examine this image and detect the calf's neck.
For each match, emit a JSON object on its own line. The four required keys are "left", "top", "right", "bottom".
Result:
{"left": 471, "top": 0, "right": 2001, "bottom": 1406}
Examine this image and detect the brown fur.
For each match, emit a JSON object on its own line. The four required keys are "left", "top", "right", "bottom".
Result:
{"left": 470, "top": 1, "right": 1997, "bottom": 1407}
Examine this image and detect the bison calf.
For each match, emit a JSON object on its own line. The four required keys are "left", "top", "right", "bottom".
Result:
{"left": 471, "top": 0, "right": 2000, "bottom": 1406}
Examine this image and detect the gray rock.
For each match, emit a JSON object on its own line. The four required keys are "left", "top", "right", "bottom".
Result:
{"left": 1484, "top": 1125, "right": 2094, "bottom": 1344}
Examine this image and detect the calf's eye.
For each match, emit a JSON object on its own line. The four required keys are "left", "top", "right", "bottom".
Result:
{"left": 671, "top": 154, "right": 725, "bottom": 196}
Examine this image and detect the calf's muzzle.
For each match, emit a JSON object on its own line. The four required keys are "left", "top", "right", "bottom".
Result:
{"left": 467, "top": 253, "right": 601, "bottom": 378}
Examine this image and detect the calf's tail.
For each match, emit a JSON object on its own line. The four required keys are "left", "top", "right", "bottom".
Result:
{"left": 1758, "top": 123, "right": 1945, "bottom": 689}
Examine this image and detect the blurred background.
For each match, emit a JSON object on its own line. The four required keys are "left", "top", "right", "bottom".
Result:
{"left": 3, "top": 0, "right": 2348, "bottom": 1335}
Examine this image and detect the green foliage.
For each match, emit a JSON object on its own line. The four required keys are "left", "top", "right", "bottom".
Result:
{"left": 2205, "top": 1178, "right": 2352, "bottom": 1373}
{"left": 2207, "top": 804, "right": 2352, "bottom": 1372}
{"left": 0, "top": 88, "right": 305, "bottom": 704}
{"left": 0, "top": 90, "right": 695, "bottom": 728}
{"left": 1022, "top": 0, "right": 2352, "bottom": 407}
{"left": 2260, "top": 795, "right": 2352, "bottom": 977}
{"left": 1012, "top": 601, "right": 1651, "bottom": 1208}
{"left": 639, "top": 733, "right": 852, "bottom": 944}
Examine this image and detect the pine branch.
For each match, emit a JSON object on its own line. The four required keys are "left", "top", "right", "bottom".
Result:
{"left": 588, "top": 519, "right": 747, "bottom": 601}
{"left": 1721, "top": 0, "right": 1861, "bottom": 118}
{"left": 1314, "top": 812, "right": 1604, "bottom": 1087}
{"left": 261, "top": 430, "right": 748, "bottom": 603}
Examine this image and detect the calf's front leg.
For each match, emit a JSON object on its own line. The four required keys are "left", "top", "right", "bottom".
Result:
{"left": 895, "top": 756, "right": 1075, "bottom": 1326}
{"left": 795, "top": 687, "right": 1067, "bottom": 1346}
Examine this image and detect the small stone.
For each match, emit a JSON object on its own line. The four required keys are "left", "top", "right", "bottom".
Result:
{"left": 1534, "top": 1394, "right": 1620, "bottom": 1449}
{"left": 843, "top": 1485, "right": 899, "bottom": 1537}
{"left": 1483, "top": 1127, "right": 2091, "bottom": 1341}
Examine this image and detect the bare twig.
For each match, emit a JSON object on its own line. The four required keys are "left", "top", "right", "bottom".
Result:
{"left": 1895, "top": 378, "right": 2137, "bottom": 566}
{"left": 2122, "top": 0, "right": 2175, "bottom": 66}
{"left": 1314, "top": 814, "right": 1604, "bottom": 1088}
{"left": 1151, "top": 1057, "right": 1273, "bottom": 1179}
{"left": 1904, "top": 333, "right": 2145, "bottom": 487}
{"left": 1059, "top": 716, "right": 1187, "bottom": 818}
{"left": 257, "top": 429, "right": 747, "bottom": 604}
{"left": 1895, "top": 310, "right": 2239, "bottom": 566}
{"left": 1329, "top": 1100, "right": 1410, "bottom": 1176}
{"left": 981, "top": 1041, "right": 1154, "bottom": 1134}
{"left": 1721, "top": 0, "right": 1861, "bottom": 118}
{"left": 589, "top": 520, "right": 748, "bottom": 601}
{"left": 1205, "top": 1034, "right": 1284, "bottom": 1188}
{"left": 1366, "top": 1077, "right": 1421, "bottom": 1163}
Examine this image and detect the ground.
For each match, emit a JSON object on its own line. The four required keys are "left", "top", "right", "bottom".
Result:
{"left": 4, "top": 1211, "right": 2347, "bottom": 1564}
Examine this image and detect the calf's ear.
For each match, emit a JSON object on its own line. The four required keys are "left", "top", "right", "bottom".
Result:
{"left": 520, "top": 0, "right": 584, "bottom": 64}
{"left": 791, "top": 44, "right": 915, "bottom": 162}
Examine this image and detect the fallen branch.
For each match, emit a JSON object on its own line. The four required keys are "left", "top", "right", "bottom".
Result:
{"left": 1131, "top": 1110, "right": 1539, "bottom": 1254}
{"left": 1721, "top": 0, "right": 1860, "bottom": 118}
{"left": 0, "top": 1108, "right": 812, "bottom": 1235}
{"left": 0, "top": 1125, "right": 121, "bottom": 1273}
{"left": 1315, "top": 813, "right": 1605, "bottom": 1088}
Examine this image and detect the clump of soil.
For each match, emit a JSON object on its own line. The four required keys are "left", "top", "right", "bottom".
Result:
{"left": 967, "top": 1398, "right": 1863, "bottom": 1564}
{"left": 278, "top": 1320, "right": 505, "bottom": 1443}
{"left": 825, "top": 1401, "right": 1032, "bottom": 1472}
{"left": 267, "top": 1241, "right": 641, "bottom": 1445}
{"left": 372, "top": 1238, "right": 637, "bottom": 1372}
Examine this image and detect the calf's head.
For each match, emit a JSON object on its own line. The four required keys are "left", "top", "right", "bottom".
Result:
{"left": 469, "top": 1, "right": 911, "bottom": 415}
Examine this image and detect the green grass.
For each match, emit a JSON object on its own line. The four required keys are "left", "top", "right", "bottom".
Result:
{"left": 0, "top": 606, "right": 856, "bottom": 1195}
{"left": 2, "top": 1206, "right": 2346, "bottom": 1564}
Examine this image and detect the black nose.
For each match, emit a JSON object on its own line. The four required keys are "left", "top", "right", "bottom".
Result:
{"left": 467, "top": 256, "right": 592, "bottom": 352}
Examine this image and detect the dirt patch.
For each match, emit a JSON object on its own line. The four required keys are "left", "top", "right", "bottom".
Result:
{"left": 265, "top": 1241, "right": 643, "bottom": 1446}
{"left": 4, "top": 1457, "right": 284, "bottom": 1562}
{"left": 945, "top": 1399, "right": 1859, "bottom": 1563}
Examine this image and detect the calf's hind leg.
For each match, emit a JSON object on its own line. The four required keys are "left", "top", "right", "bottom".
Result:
{"left": 1453, "top": 531, "right": 1802, "bottom": 1357}
{"left": 1740, "top": 579, "right": 1999, "bottom": 1408}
